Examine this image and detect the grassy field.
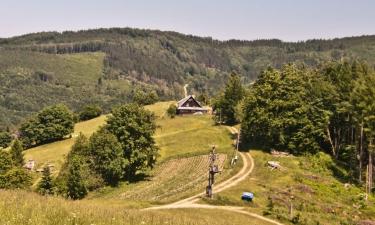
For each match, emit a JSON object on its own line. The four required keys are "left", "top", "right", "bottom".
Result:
{"left": 0, "top": 190, "right": 272, "bottom": 225}
{"left": 201, "top": 150, "right": 375, "bottom": 225}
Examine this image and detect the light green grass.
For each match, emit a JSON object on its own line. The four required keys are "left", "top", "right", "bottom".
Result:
{"left": 202, "top": 150, "right": 375, "bottom": 225}
{"left": 0, "top": 51, "right": 105, "bottom": 84}
{"left": 0, "top": 190, "right": 272, "bottom": 225}
{"left": 155, "top": 115, "right": 232, "bottom": 161}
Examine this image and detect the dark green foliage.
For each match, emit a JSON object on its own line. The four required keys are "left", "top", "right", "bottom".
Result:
{"left": 88, "top": 129, "right": 126, "bottom": 185}
{"left": 214, "top": 72, "right": 244, "bottom": 124}
{"left": 37, "top": 166, "right": 54, "bottom": 195}
{"left": 0, "top": 150, "right": 13, "bottom": 174}
{"left": 167, "top": 104, "right": 177, "bottom": 118}
{"left": 0, "top": 131, "right": 12, "bottom": 148}
{"left": 79, "top": 105, "right": 102, "bottom": 121}
{"left": 106, "top": 103, "right": 158, "bottom": 179}
{"left": 66, "top": 156, "right": 87, "bottom": 200}
{"left": 19, "top": 104, "right": 74, "bottom": 148}
{"left": 10, "top": 139, "right": 24, "bottom": 167}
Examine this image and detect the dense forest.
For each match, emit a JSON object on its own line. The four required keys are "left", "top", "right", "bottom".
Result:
{"left": 1, "top": 28, "right": 375, "bottom": 129}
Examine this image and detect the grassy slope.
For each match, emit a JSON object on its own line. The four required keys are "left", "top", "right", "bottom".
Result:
{"left": 0, "top": 190, "right": 272, "bottom": 225}
{"left": 202, "top": 150, "right": 375, "bottom": 225}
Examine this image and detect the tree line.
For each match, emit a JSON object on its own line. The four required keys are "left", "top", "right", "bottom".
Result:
{"left": 215, "top": 61, "right": 375, "bottom": 193}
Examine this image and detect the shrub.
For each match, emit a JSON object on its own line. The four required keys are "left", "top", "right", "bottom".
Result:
{"left": 79, "top": 105, "right": 102, "bottom": 121}
{"left": 0, "top": 131, "right": 12, "bottom": 148}
{"left": 167, "top": 104, "right": 177, "bottom": 118}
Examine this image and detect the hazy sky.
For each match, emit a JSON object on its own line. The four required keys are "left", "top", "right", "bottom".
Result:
{"left": 1, "top": 0, "right": 374, "bottom": 41}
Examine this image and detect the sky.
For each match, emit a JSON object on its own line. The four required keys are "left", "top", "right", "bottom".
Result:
{"left": 1, "top": 0, "right": 374, "bottom": 42}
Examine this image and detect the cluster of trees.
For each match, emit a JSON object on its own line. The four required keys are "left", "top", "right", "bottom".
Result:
{"left": 240, "top": 61, "right": 375, "bottom": 192}
{"left": 2, "top": 29, "right": 375, "bottom": 129}
{"left": 132, "top": 89, "right": 159, "bottom": 106}
{"left": 56, "top": 103, "right": 158, "bottom": 199}
{"left": 19, "top": 104, "right": 74, "bottom": 148}
{"left": 0, "top": 140, "right": 31, "bottom": 189}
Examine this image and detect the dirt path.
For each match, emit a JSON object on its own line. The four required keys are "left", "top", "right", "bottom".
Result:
{"left": 183, "top": 84, "right": 188, "bottom": 97}
{"left": 145, "top": 126, "right": 283, "bottom": 225}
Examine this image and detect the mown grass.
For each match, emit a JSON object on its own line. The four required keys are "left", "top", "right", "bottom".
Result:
{"left": 0, "top": 190, "right": 272, "bottom": 225}
{"left": 202, "top": 150, "right": 375, "bottom": 225}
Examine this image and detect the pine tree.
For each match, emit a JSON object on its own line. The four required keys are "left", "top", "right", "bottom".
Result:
{"left": 10, "top": 139, "right": 24, "bottom": 167}
{"left": 37, "top": 166, "right": 54, "bottom": 195}
{"left": 66, "top": 157, "right": 87, "bottom": 200}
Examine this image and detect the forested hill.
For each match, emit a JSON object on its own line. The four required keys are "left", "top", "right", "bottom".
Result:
{"left": 1, "top": 28, "right": 375, "bottom": 129}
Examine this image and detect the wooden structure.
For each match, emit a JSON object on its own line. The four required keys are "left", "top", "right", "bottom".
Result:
{"left": 177, "top": 95, "right": 208, "bottom": 115}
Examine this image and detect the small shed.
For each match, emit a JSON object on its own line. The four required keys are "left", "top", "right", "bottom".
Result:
{"left": 177, "top": 95, "right": 208, "bottom": 115}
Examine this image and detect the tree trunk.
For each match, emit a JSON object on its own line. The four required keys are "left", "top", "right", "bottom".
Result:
{"left": 359, "top": 124, "right": 364, "bottom": 183}
{"left": 368, "top": 139, "right": 373, "bottom": 194}
{"left": 326, "top": 127, "right": 336, "bottom": 157}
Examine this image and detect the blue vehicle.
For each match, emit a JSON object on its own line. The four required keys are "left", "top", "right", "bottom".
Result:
{"left": 241, "top": 192, "right": 254, "bottom": 201}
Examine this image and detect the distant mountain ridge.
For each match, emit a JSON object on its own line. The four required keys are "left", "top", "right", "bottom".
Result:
{"left": 1, "top": 27, "right": 375, "bottom": 129}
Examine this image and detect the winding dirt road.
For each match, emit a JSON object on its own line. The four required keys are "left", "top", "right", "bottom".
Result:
{"left": 145, "top": 127, "right": 283, "bottom": 225}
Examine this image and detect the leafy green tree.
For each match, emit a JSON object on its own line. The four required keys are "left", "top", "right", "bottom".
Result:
{"left": 79, "top": 105, "right": 102, "bottom": 121}
{"left": 106, "top": 103, "right": 158, "bottom": 179}
{"left": 214, "top": 72, "right": 244, "bottom": 124}
{"left": 0, "top": 131, "right": 12, "bottom": 148}
{"left": 66, "top": 156, "right": 87, "bottom": 200}
{"left": 20, "top": 104, "right": 74, "bottom": 148}
{"left": 89, "top": 129, "right": 126, "bottom": 185}
{"left": 37, "top": 166, "right": 54, "bottom": 195}
{"left": 10, "top": 139, "right": 24, "bottom": 167}
{"left": 167, "top": 104, "right": 177, "bottom": 118}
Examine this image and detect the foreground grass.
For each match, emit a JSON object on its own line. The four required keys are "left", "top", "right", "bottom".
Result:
{"left": 0, "top": 190, "right": 272, "bottom": 225}
{"left": 202, "top": 150, "right": 375, "bottom": 225}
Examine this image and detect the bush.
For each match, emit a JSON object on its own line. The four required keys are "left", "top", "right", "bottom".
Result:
{"left": 79, "top": 105, "right": 102, "bottom": 121}
{"left": 167, "top": 104, "right": 177, "bottom": 118}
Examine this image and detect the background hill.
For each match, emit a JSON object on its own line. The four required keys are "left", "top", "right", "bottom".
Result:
{"left": 1, "top": 28, "right": 375, "bottom": 129}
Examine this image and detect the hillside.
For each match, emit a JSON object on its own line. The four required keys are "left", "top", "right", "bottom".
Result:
{"left": 1, "top": 28, "right": 375, "bottom": 129}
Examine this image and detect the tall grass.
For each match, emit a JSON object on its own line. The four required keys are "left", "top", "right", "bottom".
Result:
{"left": 0, "top": 190, "right": 269, "bottom": 225}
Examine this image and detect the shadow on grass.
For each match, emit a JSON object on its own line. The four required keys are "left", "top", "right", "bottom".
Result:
{"left": 127, "top": 173, "right": 152, "bottom": 183}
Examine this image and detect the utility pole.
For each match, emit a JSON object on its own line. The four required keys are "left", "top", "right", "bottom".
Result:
{"left": 206, "top": 145, "right": 220, "bottom": 198}
{"left": 231, "top": 129, "right": 240, "bottom": 166}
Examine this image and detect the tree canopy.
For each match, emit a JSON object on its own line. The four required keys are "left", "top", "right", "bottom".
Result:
{"left": 19, "top": 104, "right": 74, "bottom": 148}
